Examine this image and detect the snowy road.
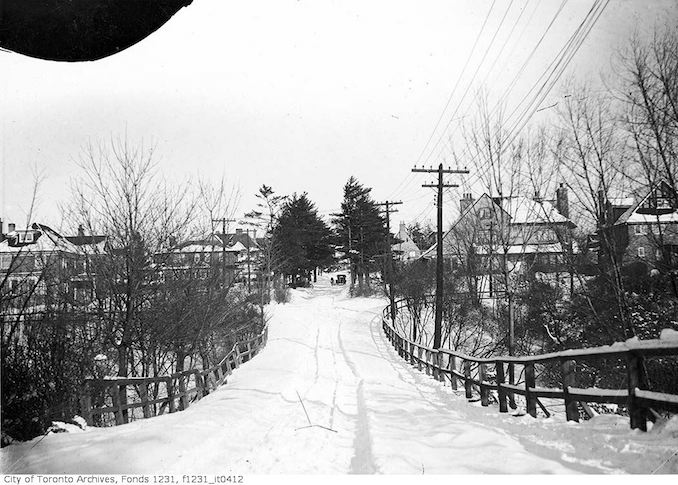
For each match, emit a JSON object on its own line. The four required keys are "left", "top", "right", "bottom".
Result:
{"left": 3, "top": 277, "right": 677, "bottom": 474}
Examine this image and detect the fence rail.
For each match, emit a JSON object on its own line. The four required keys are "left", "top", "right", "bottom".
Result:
{"left": 382, "top": 298, "right": 678, "bottom": 431}
{"left": 79, "top": 325, "right": 269, "bottom": 426}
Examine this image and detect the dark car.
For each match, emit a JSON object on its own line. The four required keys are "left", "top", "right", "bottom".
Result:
{"left": 336, "top": 274, "right": 347, "bottom": 285}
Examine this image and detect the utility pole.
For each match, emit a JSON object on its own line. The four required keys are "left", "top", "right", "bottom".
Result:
{"left": 377, "top": 200, "right": 402, "bottom": 322}
{"left": 212, "top": 217, "right": 236, "bottom": 287}
{"left": 412, "top": 163, "right": 468, "bottom": 349}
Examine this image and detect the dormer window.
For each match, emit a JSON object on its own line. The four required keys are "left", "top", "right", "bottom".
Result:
{"left": 17, "top": 231, "right": 35, "bottom": 243}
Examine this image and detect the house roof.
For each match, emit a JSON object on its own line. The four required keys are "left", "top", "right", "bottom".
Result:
{"left": 169, "top": 235, "right": 241, "bottom": 254}
{"left": 614, "top": 180, "right": 678, "bottom": 226}
{"left": 66, "top": 235, "right": 107, "bottom": 246}
{"left": 393, "top": 222, "right": 421, "bottom": 255}
{"left": 0, "top": 223, "right": 80, "bottom": 255}
{"left": 217, "top": 232, "right": 260, "bottom": 250}
{"left": 421, "top": 194, "right": 574, "bottom": 258}
{"left": 500, "top": 197, "right": 570, "bottom": 225}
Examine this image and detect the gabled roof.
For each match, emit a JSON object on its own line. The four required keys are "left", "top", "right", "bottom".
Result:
{"left": 217, "top": 232, "right": 260, "bottom": 250}
{"left": 169, "top": 235, "right": 240, "bottom": 253}
{"left": 421, "top": 194, "right": 574, "bottom": 258}
{"left": 614, "top": 180, "right": 678, "bottom": 226}
{"left": 0, "top": 223, "right": 80, "bottom": 254}
{"left": 501, "top": 197, "right": 570, "bottom": 225}
{"left": 393, "top": 222, "right": 421, "bottom": 255}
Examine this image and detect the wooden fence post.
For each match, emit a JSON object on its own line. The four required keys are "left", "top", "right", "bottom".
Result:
{"left": 79, "top": 382, "right": 93, "bottom": 426}
{"left": 479, "top": 363, "right": 489, "bottom": 407}
{"left": 138, "top": 380, "right": 151, "bottom": 419}
{"left": 449, "top": 356, "right": 458, "bottom": 390}
{"left": 417, "top": 347, "right": 423, "bottom": 371}
{"left": 432, "top": 352, "right": 439, "bottom": 380}
{"left": 225, "top": 356, "right": 233, "bottom": 376}
{"left": 235, "top": 346, "right": 242, "bottom": 367}
{"left": 525, "top": 363, "right": 537, "bottom": 418}
{"left": 436, "top": 353, "right": 445, "bottom": 383}
{"left": 178, "top": 374, "right": 189, "bottom": 410}
{"left": 110, "top": 384, "right": 125, "bottom": 425}
{"left": 166, "top": 376, "right": 177, "bottom": 413}
{"left": 194, "top": 370, "right": 204, "bottom": 400}
{"left": 246, "top": 342, "right": 252, "bottom": 362}
{"left": 463, "top": 360, "right": 473, "bottom": 399}
{"left": 425, "top": 350, "right": 431, "bottom": 376}
{"left": 495, "top": 361, "right": 508, "bottom": 413}
{"left": 214, "top": 365, "right": 223, "bottom": 387}
{"left": 627, "top": 352, "right": 647, "bottom": 431}
{"left": 562, "top": 359, "right": 579, "bottom": 422}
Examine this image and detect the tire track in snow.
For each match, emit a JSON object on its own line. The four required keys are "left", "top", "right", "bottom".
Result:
{"left": 337, "top": 314, "right": 379, "bottom": 474}
{"left": 349, "top": 379, "right": 378, "bottom": 474}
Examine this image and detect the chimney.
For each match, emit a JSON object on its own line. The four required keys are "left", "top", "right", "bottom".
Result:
{"left": 8, "top": 223, "right": 16, "bottom": 233}
{"left": 78, "top": 224, "right": 85, "bottom": 238}
{"left": 597, "top": 189, "right": 606, "bottom": 226}
{"left": 460, "top": 193, "right": 474, "bottom": 214}
{"left": 556, "top": 183, "right": 569, "bottom": 218}
{"left": 0, "top": 218, "right": 4, "bottom": 242}
{"left": 235, "top": 228, "right": 243, "bottom": 235}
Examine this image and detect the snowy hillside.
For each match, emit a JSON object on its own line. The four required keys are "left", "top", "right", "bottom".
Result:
{"left": 1, "top": 276, "right": 677, "bottom": 474}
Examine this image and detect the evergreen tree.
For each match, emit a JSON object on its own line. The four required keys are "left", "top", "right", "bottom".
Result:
{"left": 244, "top": 185, "right": 286, "bottom": 300}
{"left": 272, "top": 193, "right": 332, "bottom": 284}
{"left": 333, "top": 177, "right": 387, "bottom": 289}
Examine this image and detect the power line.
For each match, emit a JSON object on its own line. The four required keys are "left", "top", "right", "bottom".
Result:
{"left": 415, "top": 0, "right": 499, "bottom": 165}
{"left": 427, "top": 0, "right": 569, "bottom": 169}
{"left": 450, "top": 0, "right": 609, "bottom": 195}
{"left": 421, "top": 0, "right": 517, "bottom": 167}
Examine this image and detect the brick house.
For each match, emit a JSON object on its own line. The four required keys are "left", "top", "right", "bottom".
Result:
{"left": 598, "top": 180, "right": 678, "bottom": 271}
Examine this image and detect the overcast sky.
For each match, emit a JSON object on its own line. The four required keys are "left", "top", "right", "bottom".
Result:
{"left": 1, "top": 0, "right": 676, "bottom": 233}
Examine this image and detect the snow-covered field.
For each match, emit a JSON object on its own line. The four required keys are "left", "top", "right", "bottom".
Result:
{"left": 2, "top": 275, "right": 677, "bottom": 474}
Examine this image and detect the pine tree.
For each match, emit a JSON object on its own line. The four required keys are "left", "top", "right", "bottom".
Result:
{"left": 333, "top": 177, "right": 387, "bottom": 290}
{"left": 244, "top": 185, "right": 286, "bottom": 300}
{"left": 272, "top": 193, "right": 333, "bottom": 285}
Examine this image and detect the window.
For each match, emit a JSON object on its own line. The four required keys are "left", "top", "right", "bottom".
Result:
{"left": 637, "top": 246, "right": 645, "bottom": 258}
{"left": 634, "top": 225, "right": 646, "bottom": 235}
{"left": 0, "top": 254, "right": 11, "bottom": 270}
{"left": 478, "top": 208, "right": 491, "bottom": 219}
{"left": 193, "top": 253, "right": 200, "bottom": 264}
{"left": 656, "top": 249, "right": 663, "bottom": 260}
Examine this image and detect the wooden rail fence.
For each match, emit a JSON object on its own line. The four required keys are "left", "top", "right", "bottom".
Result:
{"left": 79, "top": 325, "right": 269, "bottom": 426}
{"left": 382, "top": 299, "right": 678, "bottom": 431}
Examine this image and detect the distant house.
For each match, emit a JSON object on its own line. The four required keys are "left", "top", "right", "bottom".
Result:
{"left": 392, "top": 222, "right": 421, "bottom": 261}
{"left": 216, "top": 228, "right": 261, "bottom": 281}
{"left": 0, "top": 222, "right": 87, "bottom": 312}
{"left": 597, "top": 181, "right": 678, "bottom": 270}
{"left": 422, "top": 185, "right": 576, "bottom": 296}
{"left": 155, "top": 235, "right": 240, "bottom": 284}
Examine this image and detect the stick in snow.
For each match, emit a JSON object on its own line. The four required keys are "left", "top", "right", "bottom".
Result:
{"left": 295, "top": 390, "right": 338, "bottom": 433}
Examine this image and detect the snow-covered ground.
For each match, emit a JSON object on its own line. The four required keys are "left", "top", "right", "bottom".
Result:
{"left": 2, "top": 275, "right": 677, "bottom": 474}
